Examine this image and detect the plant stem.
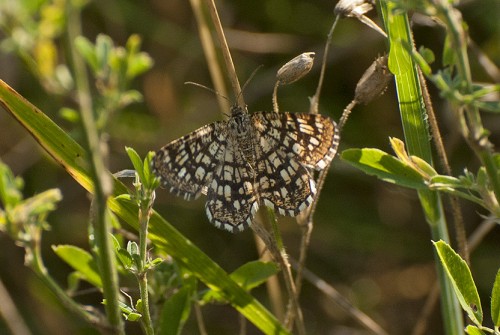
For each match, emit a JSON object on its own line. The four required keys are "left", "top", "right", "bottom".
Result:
{"left": 138, "top": 202, "right": 154, "bottom": 335}
{"left": 190, "top": 0, "right": 230, "bottom": 113}
{"left": 66, "top": 4, "right": 123, "bottom": 334}
{"left": 204, "top": 0, "right": 243, "bottom": 105}
{"left": 28, "top": 224, "right": 109, "bottom": 332}
{"left": 254, "top": 210, "right": 306, "bottom": 335}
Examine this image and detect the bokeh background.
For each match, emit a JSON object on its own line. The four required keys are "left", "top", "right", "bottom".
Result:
{"left": 0, "top": 0, "right": 499, "bottom": 334}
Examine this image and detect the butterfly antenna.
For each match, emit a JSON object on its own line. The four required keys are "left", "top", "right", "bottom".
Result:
{"left": 184, "top": 82, "right": 231, "bottom": 103}
{"left": 236, "top": 65, "right": 264, "bottom": 102}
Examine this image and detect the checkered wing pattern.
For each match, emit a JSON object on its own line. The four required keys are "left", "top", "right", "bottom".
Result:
{"left": 252, "top": 112, "right": 339, "bottom": 170}
{"left": 152, "top": 123, "right": 226, "bottom": 200}
{"left": 252, "top": 112, "right": 339, "bottom": 216}
{"left": 153, "top": 106, "right": 339, "bottom": 233}
{"left": 205, "top": 139, "right": 259, "bottom": 232}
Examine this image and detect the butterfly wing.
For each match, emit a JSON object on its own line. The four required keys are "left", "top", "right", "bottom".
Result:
{"left": 152, "top": 122, "right": 227, "bottom": 200}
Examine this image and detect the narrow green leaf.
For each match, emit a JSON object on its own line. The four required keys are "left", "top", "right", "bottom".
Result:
{"left": 202, "top": 261, "right": 279, "bottom": 304}
{"left": 230, "top": 261, "right": 279, "bottom": 291}
{"left": 491, "top": 269, "right": 500, "bottom": 327}
{"left": 125, "top": 147, "right": 144, "bottom": 183}
{"left": 341, "top": 148, "right": 427, "bottom": 189}
{"left": 143, "top": 151, "right": 159, "bottom": 189}
{"left": 52, "top": 245, "right": 102, "bottom": 288}
{"left": 465, "top": 325, "right": 486, "bottom": 335}
{"left": 0, "top": 80, "right": 289, "bottom": 335}
{"left": 158, "top": 287, "right": 192, "bottom": 335}
{"left": 434, "top": 240, "right": 482, "bottom": 324}
{"left": 74, "top": 36, "right": 99, "bottom": 73}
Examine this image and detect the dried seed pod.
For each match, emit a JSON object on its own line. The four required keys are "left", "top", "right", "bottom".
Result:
{"left": 334, "top": 0, "right": 387, "bottom": 37}
{"left": 354, "top": 54, "right": 392, "bottom": 105}
{"left": 334, "top": 0, "right": 374, "bottom": 18}
{"left": 276, "top": 52, "right": 315, "bottom": 85}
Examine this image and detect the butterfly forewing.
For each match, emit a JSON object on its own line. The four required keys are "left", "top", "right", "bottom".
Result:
{"left": 253, "top": 112, "right": 339, "bottom": 170}
{"left": 152, "top": 123, "right": 227, "bottom": 200}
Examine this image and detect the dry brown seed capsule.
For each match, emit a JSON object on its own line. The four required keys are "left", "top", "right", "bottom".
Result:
{"left": 334, "top": 0, "right": 374, "bottom": 18}
{"left": 354, "top": 54, "right": 392, "bottom": 105}
{"left": 276, "top": 52, "right": 315, "bottom": 85}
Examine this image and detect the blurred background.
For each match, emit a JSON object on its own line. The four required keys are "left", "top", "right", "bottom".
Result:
{"left": 0, "top": 0, "right": 499, "bottom": 334}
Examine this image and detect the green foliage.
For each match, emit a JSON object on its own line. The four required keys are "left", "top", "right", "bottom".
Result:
{"left": 491, "top": 269, "right": 500, "bottom": 327}
{"left": 53, "top": 245, "right": 103, "bottom": 288}
{"left": 202, "top": 261, "right": 279, "bottom": 304}
{"left": 435, "top": 241, "right": 500, "bottom": 334}
{"left": 0, "top": 160, "right": 62, "bottom": 239}
{"left": 157, "top": 286, "right": 193, "bottom": 335}
{"left": 341, "top": 147, "right": 427, "bottom": 189}
{"left": 434, "top": 240, "right": 483, "bottom": 324}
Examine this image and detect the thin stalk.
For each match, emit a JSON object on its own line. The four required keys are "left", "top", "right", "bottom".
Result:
{"left": 418, "top": 69, "right": 468, "bottom": 263}
{"left": 309, "top": 15, "right": 339, "bottom": 115}
{"left": 66, "top": 4, "right": 123, "bottom": 334}
{"left": 289, "top": 258, "right": 389, "bottom": 335}
{"left": 138, "top": 203, "right": 154, "bottom": 335}
{"left": 190, "top": 0, "right": 230, "bottom": 112}
{"left": 261, "top": 209, "right": 306, "bottom": 335}
{"left": 253, "top": 233, "right": 285, "bottom": 321}
{"left": 193, "top": 302, "right": 208, "bottom": 335}
{"left": 28, "top": 225, "right": 109, "bottom": 332}
{"left": 203, "top": 0, "right": 243, "bottom": 105}
{"left": 0, "top": 279, "right": 31, "bottom": 335}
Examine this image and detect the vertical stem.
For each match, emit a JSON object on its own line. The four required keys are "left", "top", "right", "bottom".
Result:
{"left": 190, "top": 0, "right": 230, "bottom": 112}
{"left": 138, "top": 203, "right": 154, "bottom": 335}
{"left": 309, "top": 16, "right": 339, "bottom": 114}
{"left": 66, "top": 4, "right": 123, "bottom": 334}
{"left": 204, "top": 0, "right": 243, "bottom": 105}
{"left": 255, "top": 210, "right": 306, "bottom": 335}
{"left": 29, "top": 225, "right": 107, "bottom": 331}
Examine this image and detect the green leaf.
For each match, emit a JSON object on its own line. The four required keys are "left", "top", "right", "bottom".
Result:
{"left": 144, "top": 151, "right": 159, "bottom": 189}
{"left": 52, "top": 245, "right": 102, "bottom": 288}
{"left": 434, "top": 240, "right": 482, "bottom": 325}
{"left": 125, "top": 147, "right": 144, "bottom": 183}
{"left": 0, "top": 80, "right": 289, "bottom": 335}
{"left": 230, "top": 261, "right": 279, "bottom": 291}
{"left": 202, "top": 261, "right": 279, "bottom": 304}
{"left": 0, "top": 160, "right": 23, "bottom": 207}
{"left": 491, "top": 269, "right": 500, "bottom": 327}
{"left": 465, "top": 325, "right": 486, "bottom": 335}
{"left": 341, "top": 148, "right": 427, "bottom": 189}
{"left": 158, "top": 286, "right": 192, "bottom": 335}
{"left": 117, "top": 300, "right": 142, "bottom": 321}
{"left": 74, "top": 36, "right": 98, "bottom": 73}
{"left": 117, "top": 248, "right": 133, "bottom": 269}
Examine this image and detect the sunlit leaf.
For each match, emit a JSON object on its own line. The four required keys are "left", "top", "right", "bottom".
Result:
{"left": 434, "top": 240, "right": 482, "bottom": 325}
{"left": 53, "top": 245, "right": 102, "bottom": 288}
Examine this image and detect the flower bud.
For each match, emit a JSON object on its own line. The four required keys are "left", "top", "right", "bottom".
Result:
{"left": 276, "top": 52, "right": 315, "bottom": 85}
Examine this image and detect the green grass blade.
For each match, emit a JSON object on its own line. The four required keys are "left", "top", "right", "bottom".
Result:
{"left": 0, "top": 79, "right": 289, "bottom": 335}
{"left": 379, "top": 2, "right": 464, "bottom": 333}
